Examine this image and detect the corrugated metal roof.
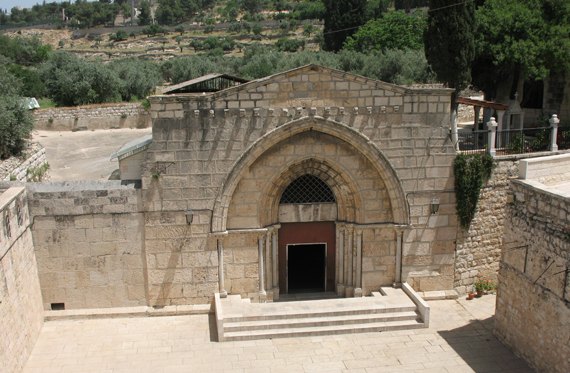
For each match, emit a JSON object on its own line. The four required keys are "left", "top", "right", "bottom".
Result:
{"left": 21, "top": 97, "right": 40, "bottom": 109}
{"left": 110, "top": 134, "right": 152, "bottom": 161}
{"left": 162, "top": 73, "right": 249, "bottom": 94}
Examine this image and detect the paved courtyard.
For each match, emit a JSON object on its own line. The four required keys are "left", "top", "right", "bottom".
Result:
{"left": 32, "top": 128, "right": 152, "bottom": 181}
{"left": 22, "top": 294, "right": 534, "bottom": 373}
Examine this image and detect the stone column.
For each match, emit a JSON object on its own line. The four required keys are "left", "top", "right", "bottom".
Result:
{"left": 354, "top": 230, "right": 362, "bottom": 297}
{"left": 550, "top": 114, "right": 560, "bottom": 152}
{"left": 265, "top": 231, "right": 272, "bottom": 291}
{"left": 258, "top": 234, "right": 266, "bottom": 301}
{"left": 272, "top": 227, "right": 279, "bottom": 299}
{"left": 346, "top": 226, "right": 354, "bottom": 297}
{"left": 337, "top": 224, "right": 345, "bottom": 296}
{"left": 487, "top": 117, "right": 498, "bottom": 157}
{"left": 217, "top": 237, "right": 227, "bottom": 298}
{"left": 394, "top": 228, "right": 403, "bottom": 287}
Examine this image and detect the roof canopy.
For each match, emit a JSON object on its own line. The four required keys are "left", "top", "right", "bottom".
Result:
{"left": 162, "top": 74, "right": 249, "bottom": 94}
{"left": 457, "top": 97, "right": 509, "bottom": 111}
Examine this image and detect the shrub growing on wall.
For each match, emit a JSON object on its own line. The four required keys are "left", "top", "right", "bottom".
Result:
{"left": 454, "top": 153, "right": 494, "bottom": 228}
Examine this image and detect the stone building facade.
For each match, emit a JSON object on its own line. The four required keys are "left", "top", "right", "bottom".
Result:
{"left": 496, "top": 175, "right": 570, "bottom": 373}
{"left": 142, "top": 64, "right": 458, "bottom": 305}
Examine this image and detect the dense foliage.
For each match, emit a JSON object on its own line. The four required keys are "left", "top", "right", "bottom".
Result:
{"left": 38, "top": 51, "right": 162, "bottom": 107}
{"left": 343, "top": 10, "right": 426, "bottom": 53}
{"left": 424, "top": 0, "right": 476, "bottom": 97}
{"left": 323, "top": 0, "right": 367, "bottom": 52}
{"left": 162, "top": 44, "right": 434, "bottom": 84}
{"left": 0, "top": 66, "right": 35, "bottom": 159}
{"left": 453, "top": 154, "right": 494, "bottom": 228}
{"left": 472, "top": 0, "right": 570, "bottom": 100}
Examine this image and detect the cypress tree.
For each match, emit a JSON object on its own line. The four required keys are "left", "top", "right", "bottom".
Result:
{"left": 322, "top": 0, "right": 367, "bottom": 52}
{"left": 424, "top": 0, "right": 475, "bottom": 147}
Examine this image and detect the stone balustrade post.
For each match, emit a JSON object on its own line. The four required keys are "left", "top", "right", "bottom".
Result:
{"left": 550, "top": 114, "right": 560, "bottom": 152}
{"left": 487, "top": 117, "right": 498, "bottom": 157}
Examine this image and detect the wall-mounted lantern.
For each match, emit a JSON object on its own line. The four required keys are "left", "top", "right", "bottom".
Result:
{"left": 430, "top": 198, "right": 440, "bottom": 215}
{"left": 185, "top": 209, "right": 194, "bottom": 225}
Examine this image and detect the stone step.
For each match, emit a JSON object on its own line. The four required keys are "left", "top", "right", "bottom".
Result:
{"left": 223, "top": 319, "right": 425, "bottom": 341}
{"left": 223, "top": 304, "right": 417, "bottom": 323}
{"left": 224, "top": 310, "right": 420, "bottom": 332}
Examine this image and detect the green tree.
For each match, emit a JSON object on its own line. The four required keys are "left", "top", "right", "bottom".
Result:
{"left": 252, "top": 23, "right": 263, "bottom": 35}
{"left": 109, "top": 58, "right": 163, "bottom": 101}
{"left": 175, "top": 25, "right": 185, "bottom": 35}
{"left": 115, "top": 29, "right": 128, "bottom": 41}
{"left": 303, "top": 24, "right": 315, "bottom": 37}
{"left": 472, "top": 0, "right": 570, "bottom": 102}
{"left": 179, "top": 0, "right": 198, "bottom": 19}
{"left": 0, "top": 66, "right": 35, "bottom": 159}
{"left": 424, "top": 0, "right": 476, "bottom": 148}
{"left": 323, "top": 0, "right": 367, "bottom": 52}
{"left": 138, "top": 0, "right": 152, "bottom": 25}
{"left": 39, "top": 51, "right": 121, "bottom": 107}
{"left": 343, "top": 10, "right": 426, "bottom": 53}
{"left": 8, "top": 64, "right": 45, "bottom": 98}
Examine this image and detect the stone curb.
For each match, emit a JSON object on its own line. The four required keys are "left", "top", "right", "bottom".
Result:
{"left": 44, "top": 304, "right": 213, "bottom": 321}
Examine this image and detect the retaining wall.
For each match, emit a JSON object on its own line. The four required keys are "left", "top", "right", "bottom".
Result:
{"left": 0, "top": 145, "right": 48, "bottom": 182}
{"left": 34, "top": 103, "right": 151, "bottom": 131}
{"left": 453, "top": 160, "right": 519, "bottom": 294}
{"left": 27, "top": 181, "right": 147, "bottom": 310}
{"left": 495, "top": 180, "right": 570, "bottom": 373}
{"left": 0, "top": 187, "right": 44, "bottom": 373}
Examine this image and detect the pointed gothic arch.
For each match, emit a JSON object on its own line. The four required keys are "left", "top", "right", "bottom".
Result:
{"left": 211, "top": 116, "right": 409, "bottom": 232}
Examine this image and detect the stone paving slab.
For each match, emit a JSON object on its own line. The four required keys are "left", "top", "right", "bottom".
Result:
{"left": 22, "top": 294, "right": 535, "bottom": 373}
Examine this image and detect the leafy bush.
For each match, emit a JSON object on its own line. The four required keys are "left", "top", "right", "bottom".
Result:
{"left": 229, "top": 23, "right": 242, "bottom": 33}
{"left": 0, "top": 66, "right": 35, "bottom": 159}
{"left": 142, "top": 24, "right": 168, "bottom": 36}
{"left": 204, "top": 25, "right": 215, "bottom": 33}
{"left": 275, "top": 38, "right": 305, "bottom": 52}
{"left": 252, "top": 23, "right": 263, "bottom": 35}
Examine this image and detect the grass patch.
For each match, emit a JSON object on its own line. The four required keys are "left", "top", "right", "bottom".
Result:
{"left": 37, "top": 98, "right": 56, "bottom": 108}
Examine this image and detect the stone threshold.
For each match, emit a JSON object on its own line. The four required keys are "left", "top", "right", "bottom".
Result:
{"left": 418, "top": 290, "right": 459, "bottom": 301}
{"left": 44, "top": 304, "right": 213, "bottom": 321}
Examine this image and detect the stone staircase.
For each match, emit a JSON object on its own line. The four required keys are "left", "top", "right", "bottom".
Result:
{"left": 215, "top": 284, "right": 429, "bottom": 341}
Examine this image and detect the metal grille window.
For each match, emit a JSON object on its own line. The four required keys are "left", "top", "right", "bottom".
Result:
{"left": 5, "top": 213, "right": 11, "bottom": 240}
{"left": 17, "top": 205, "right": 22, "bottom": 227}
{"left": 279, "top": 174, "right": 336, "bottom": 204}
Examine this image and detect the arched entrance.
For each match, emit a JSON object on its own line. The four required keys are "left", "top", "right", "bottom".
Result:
{"left": 277, "top": 174, "right": 337, "bottom": 294}
{"left": 214, "top": 118, "right": 410, "bottom": 300}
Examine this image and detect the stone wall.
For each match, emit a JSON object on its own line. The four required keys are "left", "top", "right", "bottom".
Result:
{"left": 454, "top": 160, "right": 519, "bottom": 294}
{"left": 495, "top": 180, "right": 570, "bottom": 373}
{"left": 0, "top": 143, "right": 48, "bottom": 182}
{"left": 27, "top": 181, "right": 147, "bottom": 310}
{"left": 0, "top": 187, "right": 44, "bottom": 373}
{"left": 144, "top": 209, "right": 218, "bottom": 306}
{"left": 34, "top": 103, "right": 151, "bottom": 131}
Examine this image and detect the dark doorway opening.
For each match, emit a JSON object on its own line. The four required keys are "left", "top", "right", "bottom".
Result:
{"left": 287, "top": 243, "right": 326, "bottom": 293}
